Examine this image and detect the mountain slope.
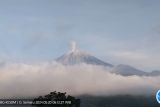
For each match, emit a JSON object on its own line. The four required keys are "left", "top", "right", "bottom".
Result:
{"left": 56, "top": 42, "right": 113, "bottom": 67}
{"left": 56, "top": 51, "right": 113, "bottom": 67}
{"left": 148, "top": 70, "right": 160, "bottom": 76}
{"left": 112, "top": 64, "right": 148, "bottom": 76}
{"left": 56, "top": 42, "right": 160, "bottom": 77}
{"left": 112, "top": 64, "right": 160, "bottom": 76}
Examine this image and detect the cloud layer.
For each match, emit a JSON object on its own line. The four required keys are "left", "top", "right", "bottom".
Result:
{"left": 0, "top": 62, "right": 159, "bottom": 98}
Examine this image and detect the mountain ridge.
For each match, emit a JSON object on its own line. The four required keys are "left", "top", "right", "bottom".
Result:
{"left": 56, "top": 42, "right": 160, "bottom": 77}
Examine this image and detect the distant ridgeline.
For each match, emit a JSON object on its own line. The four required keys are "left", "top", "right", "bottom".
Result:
{"left": 33, "top": 91, "right": 80, "bottom": 107}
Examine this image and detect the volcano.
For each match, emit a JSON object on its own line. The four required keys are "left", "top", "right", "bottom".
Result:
{"left": 56, "top": 41, "right": 113, "bottom": 67}
{"left": 56, "top": 41, "right": 160, "bottom": 76}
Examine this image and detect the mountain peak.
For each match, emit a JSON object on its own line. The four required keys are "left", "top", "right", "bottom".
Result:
{"left": 67, "top": 41, "right": 89, "bottom": 55}
{"left": 56, "top": 42, "right": 113, "bottom": 67}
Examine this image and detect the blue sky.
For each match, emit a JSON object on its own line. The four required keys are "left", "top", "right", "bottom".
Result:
{"left": 0, "top": 0, "right": 160, "bottom": 71}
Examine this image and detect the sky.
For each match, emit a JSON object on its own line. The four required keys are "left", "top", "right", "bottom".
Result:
{"left": 0, "top": 0, "right": 160, "bottom": 71}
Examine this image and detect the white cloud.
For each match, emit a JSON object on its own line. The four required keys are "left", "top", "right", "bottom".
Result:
{"left": 0, "top": 62, "right": 159, "bottom": 98}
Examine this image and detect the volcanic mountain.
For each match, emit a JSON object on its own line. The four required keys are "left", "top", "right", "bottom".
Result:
{"left": 56, "top": 42, "right": 160, "bottom": 76}
{"left": 56, "top": 42, "right": 113, "bottom": 67}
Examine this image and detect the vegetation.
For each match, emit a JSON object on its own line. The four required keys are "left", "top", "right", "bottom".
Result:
{"left": 33, "top": 91, "right": 80, "bottom": 107}
{"left": 33, "top": 92, "right": 160, "bottom": 107}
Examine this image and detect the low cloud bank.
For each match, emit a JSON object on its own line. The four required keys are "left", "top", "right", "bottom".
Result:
{"left": 0, "top": 62, "right": 159, "bottom": 98}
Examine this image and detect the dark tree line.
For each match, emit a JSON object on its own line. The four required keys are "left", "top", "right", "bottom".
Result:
{"left": 33, "top": 91, "right": 80, "bottom": 107}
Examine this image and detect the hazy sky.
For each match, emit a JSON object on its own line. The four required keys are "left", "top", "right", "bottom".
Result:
{"left": 0, "top": 0, "right": 160, "bottom": 71}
